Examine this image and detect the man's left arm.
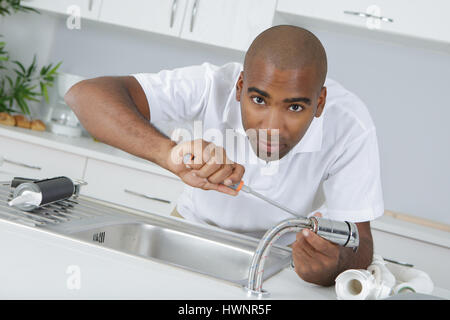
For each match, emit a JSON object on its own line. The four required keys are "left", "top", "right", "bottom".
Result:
{"left": 291, "top": 123, "right": 383, "bottom": 286}
{"left": 292, "top": 216, "right": 373, "bottom": 287}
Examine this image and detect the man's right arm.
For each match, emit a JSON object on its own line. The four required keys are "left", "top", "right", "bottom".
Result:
{"left": 65, "top": 76, "right": 245, "bottom": 196}
{"left": 65, "top": 76, "right": 175, "bottom": 170}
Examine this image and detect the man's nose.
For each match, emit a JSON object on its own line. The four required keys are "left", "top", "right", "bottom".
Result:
{"left": 262, "top": 109, "right": 283, "bottom": 133}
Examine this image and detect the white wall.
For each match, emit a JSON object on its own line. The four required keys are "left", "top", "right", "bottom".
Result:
{"left": 2, "top": 11, "right": 449, "bottom": 225}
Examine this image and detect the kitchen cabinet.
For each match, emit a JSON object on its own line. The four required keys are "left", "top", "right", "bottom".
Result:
{"left": 372, "top": 228, "right": 450, "bottom": 290}
{"left": 82, "top": 158, "right": 184, "bottom": 216}
{"left": 276, "top": 0, "right": 450, "bottom": 44}
{"left": 0, "top": 126, "right": 184, "bottom": 216}
{"left": 26, "top": 0, "right": 277, "bottom": 51}
{"left": 97, "top": 0, "right": 188, "bottom": 37}
{"left": 0, "top": 135, "right": 86, "bottom": 181}
{"left": 98, "top": 0, "right": 277, "bottom": 51}
{"left": 180, "top": 0, "right": 277, "bottom": 51}
{"left": 23, "top": 0, "right": 103, "bottom": 20}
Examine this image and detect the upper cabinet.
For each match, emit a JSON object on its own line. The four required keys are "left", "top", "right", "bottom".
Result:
{"left": 25, "top": 0, "right": 276, "bottom": 51}
{"left": 179, "top": 0, "right": 277, "bottom": 51}
{"left": 276, "top": 0, "right": 450, "bottom": 44}
{"left": 24, "top": 0, "right": 450, "bottom": 51}
{"left": 98, "top": 0, "right": 188, "bottom": 37}
{"left": 24, "top": 0, "right": 103, "bottom": 20}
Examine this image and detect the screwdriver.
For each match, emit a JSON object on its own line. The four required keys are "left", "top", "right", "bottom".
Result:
{"left": 182, "top": 153, "right": 298, "bottom": 216}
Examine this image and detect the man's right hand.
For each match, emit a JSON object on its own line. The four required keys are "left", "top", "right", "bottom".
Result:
{"left": 165, "top": 139, "right": 245, "bottom": 196}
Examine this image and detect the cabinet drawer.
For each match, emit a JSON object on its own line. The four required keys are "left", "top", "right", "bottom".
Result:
{"left": 0, "top": 170, "right": 14, "bottom": 182}
{"left": 0, "top": 136, "right": 86, "bottom": 181}
{"left": 82, "top": 158, "right": 184, "bottom": 216}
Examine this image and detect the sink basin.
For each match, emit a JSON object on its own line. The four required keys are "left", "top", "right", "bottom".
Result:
{"left": 69, "top": 221, "right": 292, "bottom": 286}
{"left": 0, "top": 183, "right": 291, "bottom": 287}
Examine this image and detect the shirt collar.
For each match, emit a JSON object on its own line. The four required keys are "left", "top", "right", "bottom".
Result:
{"left": 223, "top": 94, "right": 324, "bottom": 155}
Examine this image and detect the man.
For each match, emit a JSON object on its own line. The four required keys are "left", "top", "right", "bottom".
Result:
{"left": 65, "top": 25, "right": 384, "bottom": 286}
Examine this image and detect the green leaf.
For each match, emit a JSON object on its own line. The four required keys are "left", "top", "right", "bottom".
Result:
{"left": 5, "top": 75, "right": 13, "bottom": 88}
{"left": 15, "top": 95, "right": 28, "bottom": 115}
{"left": 13, "top": 69, "right": 25, "bottom": 77}
{"left": 47, "top": 61, "right": 62, "bottom": 76}
{"left": 12, "top": 60, "right": 26, "bottom": 74}
{"left": 40, "top": 65, "right": 49, "bottom": 76}
{"left": 26, "top": 54, "right": 37, "bottom": 78}
{"left": 41, "top": 83, "right": 49, "bottom": 102}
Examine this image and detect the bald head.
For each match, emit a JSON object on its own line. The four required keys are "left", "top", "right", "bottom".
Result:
{"left": 244, "top": 25, "right": 328, "bottom": 91}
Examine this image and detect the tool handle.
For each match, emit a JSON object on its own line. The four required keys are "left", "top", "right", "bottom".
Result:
{"left": 182, "top": 153, "right": 245, "bottom": 192}
{"left": 228, "top": 181, "right": 245, "bottom": 192}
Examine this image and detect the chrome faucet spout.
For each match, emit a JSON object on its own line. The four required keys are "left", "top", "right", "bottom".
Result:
{"left": 244, "top": 217, "right": 359, "bottom": 298}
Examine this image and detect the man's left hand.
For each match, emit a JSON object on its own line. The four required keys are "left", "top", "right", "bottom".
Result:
{"left": 291, "top": 213, "right": 342, "bottom": 286}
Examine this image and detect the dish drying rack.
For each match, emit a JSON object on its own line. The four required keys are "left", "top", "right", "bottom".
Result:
{"left": 0, "top": 180, "right": 106, "bottom": 227}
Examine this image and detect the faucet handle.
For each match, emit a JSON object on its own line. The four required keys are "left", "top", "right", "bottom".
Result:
{"left": 309, "top": 217, "right": 359, "bottom": 251}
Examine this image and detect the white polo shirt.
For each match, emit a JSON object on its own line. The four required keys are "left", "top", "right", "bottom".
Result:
{"left": 133, "top": 62, "right": 384, "bottom": 245}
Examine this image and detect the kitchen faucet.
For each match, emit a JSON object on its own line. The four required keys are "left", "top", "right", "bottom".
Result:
{"left": 244, "top": 216, "right": 359, "bottom": 298}
{"left": 181, "top": 153, "right": 360, "bottom": 297}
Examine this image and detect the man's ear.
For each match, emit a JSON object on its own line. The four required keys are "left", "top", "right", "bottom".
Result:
{"left": 315, "top": 86, "right": 327, "bottom": 118}
{"left": 235, "top": 71, "right": 244, "bottom": 102}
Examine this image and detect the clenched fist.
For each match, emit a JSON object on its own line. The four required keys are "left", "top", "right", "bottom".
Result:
{"left": 166, "top": 139, "right": 245, "bottom": 196}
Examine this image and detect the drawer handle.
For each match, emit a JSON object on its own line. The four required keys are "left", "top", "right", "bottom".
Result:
{"left": 343, "top": 10, "right": 394, "bottom": 23}
{"left": 1, "top": 157, "right": 42, "bottom": 170}
{"left": 124, "top": 189, "right": 171, "bottom": 204}
{"left": 382, "top": 257, "right": 414, "bottom": 268}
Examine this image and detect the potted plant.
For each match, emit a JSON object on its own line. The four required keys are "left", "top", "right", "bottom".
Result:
{"left": 0, "top": 0, "right": 62, "bottom": 131}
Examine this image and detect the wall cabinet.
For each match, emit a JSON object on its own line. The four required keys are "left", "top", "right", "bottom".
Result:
{"left": 99, "top": 0, "right": 277, "bottom": 51}
{"left": 98, "top": 0, "right": 188, "bottom": 37}
{"left": 180, "top": 0, "right": 277, "bottom": 51}
{"left": 24, "top": 0, "right": 103, "bottom": 20}
{"left": 25, "top": 0, "right": 450, "bottom": 51}
{"left": 25, "top": 0, "right": 277, "bottom": 51}
{"left": 276, "top": 0, "right": 450, "bottom": 44}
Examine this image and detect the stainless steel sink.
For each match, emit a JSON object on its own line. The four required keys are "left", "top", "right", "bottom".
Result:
{"left": 0, "top": 183, "right": 291, "bottom": 286}
{"left": 68, "top": 221, "right": 291, "bottom": 286}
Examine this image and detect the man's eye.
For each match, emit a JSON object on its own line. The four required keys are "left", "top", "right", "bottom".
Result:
{"left": 252, "top": 96, "right": 265, "bottom": 105}
{"left": 289, "top": 104, "right": 303, "bottom": 112}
